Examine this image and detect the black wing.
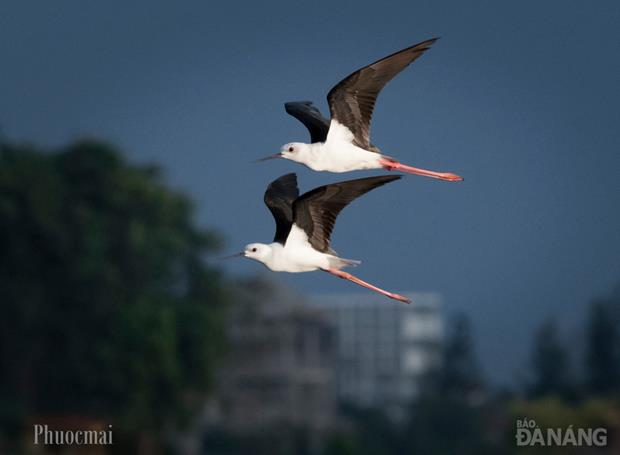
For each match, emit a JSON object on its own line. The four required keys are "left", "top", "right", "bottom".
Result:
{"left": 264, "top": 173, "right": 300, "bottom": 244}
{"left": 293, "top": 175, "right": 401, "bottom": 253}
{"left": 326, "top": 38, "right": 438, "bottom": 150}
{"left": 284, "top": 101, "right": 330, "bottom": 143}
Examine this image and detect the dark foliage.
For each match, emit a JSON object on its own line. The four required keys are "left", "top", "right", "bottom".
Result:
{"left": 0, "top": 139, "right": 229, "bottom": 447}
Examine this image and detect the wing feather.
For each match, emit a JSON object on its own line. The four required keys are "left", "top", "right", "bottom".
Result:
{"left": 264, "top": 173, "right": 299, "bottom": 244}
{"left": 284, "top": 101, "right": 330, "bottom": 143}
{"left": 327, "top": 38, "right": 438, "bottom": 150}
{"left": 292, "top": 175, "right": 400, "bottom": 252}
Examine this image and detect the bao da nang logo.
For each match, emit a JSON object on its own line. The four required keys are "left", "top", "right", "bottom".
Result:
{"left": 516, "top": 418, "right": 607, "bottom": 447}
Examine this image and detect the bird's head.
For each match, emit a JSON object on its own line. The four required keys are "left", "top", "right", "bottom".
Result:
{"left": 243, "top": 243, "right": 272, "bottom": 263}
{"left": 279, "top": 142, "right": 309, "bottom": 163}
{"left": 220, "top": 243, "right": 272, "bottom": 265}
{"left": 257, "top": 142, "right": 310, "bottom": 164}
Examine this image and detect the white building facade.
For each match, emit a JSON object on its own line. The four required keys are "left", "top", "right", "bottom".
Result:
{"left": 309, "top": 292, "right": 443, "bottom": 421}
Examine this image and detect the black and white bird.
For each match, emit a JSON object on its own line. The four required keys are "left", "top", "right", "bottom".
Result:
{"left": 225, "top": 173, "right": 410, "bottom": 303}
{"left": 260, "top": 38, "right": 463, "bottom": 182}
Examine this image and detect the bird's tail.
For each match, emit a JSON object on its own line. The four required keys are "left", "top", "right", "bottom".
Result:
{"left": 379, "top": 157, "right": 463, "bottom": 182}
{"left": 328, "top": 256, "right": 361, "bottom": 270}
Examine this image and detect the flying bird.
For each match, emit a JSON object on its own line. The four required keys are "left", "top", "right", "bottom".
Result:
{"left": 225, "top": 173, "right": 411, "bottom": 303}
{"left": 260, "top": 38, "right": 463, "bottom": 182}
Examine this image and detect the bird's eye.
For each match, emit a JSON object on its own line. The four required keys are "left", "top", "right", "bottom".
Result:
{"left": 251, "top": 247, "right": 257, "bottom": 252}
{"left": 288, "top": 146, "right": 294, "bottom": 152}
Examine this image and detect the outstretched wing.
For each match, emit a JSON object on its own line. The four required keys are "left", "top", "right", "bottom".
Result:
{"left": 292, "top": 175, "right": 401, "bottom": 253}
{"left": 326, "top": 38, "right": 438, "bottom": 150}
{"left": 264, "top": 173, "right": 299, "bottom": 244}
{"left": 284, "top": 101, "right": 331, "bottom": 143}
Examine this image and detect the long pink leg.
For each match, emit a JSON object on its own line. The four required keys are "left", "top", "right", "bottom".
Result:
{"left": 324, "top": 269, "right": 411, "bottom": 303}
{"left": 379, "top": 158, "right": 463, "bottom": 182}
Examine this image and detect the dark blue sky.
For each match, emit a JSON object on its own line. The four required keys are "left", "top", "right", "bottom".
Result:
{"left": 2, "top": 0, "right": 619, "bottom": 383}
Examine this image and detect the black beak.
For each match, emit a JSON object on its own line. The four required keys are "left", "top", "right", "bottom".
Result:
{"left": 256, "top": 153, "right": 282, "bottom": 163}
{"left": 219, "top": 251, "right": 245, "bottom": 260}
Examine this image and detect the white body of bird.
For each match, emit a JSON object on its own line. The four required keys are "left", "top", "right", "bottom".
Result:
{"left": 282, "top": 121, "right": 383, "bottom": 173}
{"left": 244, "top": 225, "right": 358, "bottom": 272}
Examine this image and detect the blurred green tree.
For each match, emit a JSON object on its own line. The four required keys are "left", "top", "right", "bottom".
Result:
{"left": 336, "top": 405, "right": 406, "bottom": 455}
{"left": 438, "top": 313, "right": 483, "bottom": 398}
{"left": 585, "top": 298, "right": 619, "bottom": 396}
{"left": 0, "top": 139, "right": 229, "bottom": 448}
{"left": 405, "top": 313, "right": 494, "bottom": 455}
{"left": 527, "top": 319, "right": 574, "bottom": 400}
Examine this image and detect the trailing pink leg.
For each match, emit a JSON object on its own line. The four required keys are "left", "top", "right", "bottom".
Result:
{"left": 379, "top": 158, "right": 463, "bottom": 182}
{"left": 324, "top": 268, "right": 411, "bottom": 303}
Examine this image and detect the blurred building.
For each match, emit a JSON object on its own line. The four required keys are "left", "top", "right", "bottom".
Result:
{"left": 201, "top": 279, "right": 337, "bottom": 454}
{"left": 215, "top": 304, "right": 336, "bottom": 431}
{"left": 308, "top": 292, "right": 443, "bottom": 422}
{"left": 198, "top": 283, "right": 443, "bottom": 454}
